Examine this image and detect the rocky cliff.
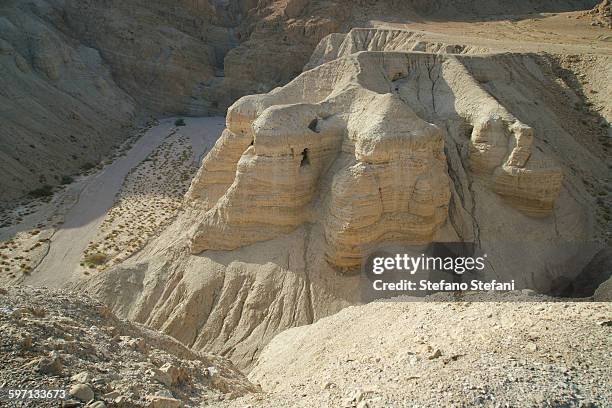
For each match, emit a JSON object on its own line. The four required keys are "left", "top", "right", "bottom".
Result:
{"left": 81, "top": 27, "right": 610, "bottom": 370}
{"left": 0, "top": 0, "right": 599, "bottom": 200}
{"left": 187, "top": 44, "right": 570, "bottom": 270}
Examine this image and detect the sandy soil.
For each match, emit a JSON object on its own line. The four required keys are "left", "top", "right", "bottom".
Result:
{"left": 17, "top": 117, "right": 224, "bottom": 288}
{"left": 80, "top": 118, "right": 225, "bottom": 274}
{"left": 226, "top": 294, "right": 612, "bottom": 408}
{"left": 0, "top": 124, "right": 153, "bottom": 284}
{"left": 369, "top": 10, "right": 612, "bottom": 55}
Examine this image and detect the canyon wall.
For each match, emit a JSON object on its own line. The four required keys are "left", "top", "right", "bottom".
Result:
{"left": 0, "top": 0, "right": 599, "bottom": 199}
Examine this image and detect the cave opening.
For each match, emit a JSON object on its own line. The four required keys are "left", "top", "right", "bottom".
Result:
{"left": 300, "top": 148, "right": 310, "bottom": 167}
{"left": 308, "top": 118, "right": 319, "bottom": 133}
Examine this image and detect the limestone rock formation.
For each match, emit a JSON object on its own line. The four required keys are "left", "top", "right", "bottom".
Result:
{"left": 188, "top": 44, "right": 565, "bottom": 271}
{"left": 0, "top": 0, "right": 600, "bottom": 199}
{"left": 305, "top": 28, "right": 487, "bottom": 71}
{"left": 188, "top": 54, "right": 452, "bottom": 270}
{"left": 80, "top": 29, "right": 610, "bottom": 369}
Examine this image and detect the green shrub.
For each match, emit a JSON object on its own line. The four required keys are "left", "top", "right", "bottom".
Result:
{"left": 29, "top": 185, "right": 53, "bottom": 198}
{"left": 84, "top": 252, "right": 108, "bottom": 266}
{"left": 80, "top": 162, "right": 95, "bottom": 171}
{"left": 60, "top": 175, "right": 74, "bottom": 185}
{"left": 174, "top": 118, "right": 186, "bottom": 127}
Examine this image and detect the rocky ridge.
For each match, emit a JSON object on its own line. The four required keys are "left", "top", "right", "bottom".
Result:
{"left": 0, "top": 0, "right": 602, "bottom": 199}
{"left": 0, "top": 286, "right": 257, "bottom": 407}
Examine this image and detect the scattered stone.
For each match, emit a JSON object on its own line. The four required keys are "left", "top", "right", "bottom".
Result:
{"left": 123, "top": 337, "right": 148, "bottom": 353}
{"left": 428, "top": 349, "right": 442, "bottom": 360}
{"left": 146, "top": 395, "right": 184, "bottom": 408}
{"left": 151, "top": 368, "right": 173, "bottom": 387}
{"left": 159, "top": 363, "right": 189, "bottom": 385}
{"left": 0, "top": 287, "right": 256, "bottom": 408}
{"left": 20, "top": 332, "right": 32, "bottom": 350}
{"left": 69, "top": 383, "right": 94, "bottom": 402}
{"left": 85, "top": 402, "right": 107, "bottom": 408}
{"left": 103, "top": 391, "right": 120, "bottom": 400}
{"left": 71, "top": 371, "right": 93, "bottom": 384}
{"left": 38, "top": 351, "right": 62, "bottom": 375}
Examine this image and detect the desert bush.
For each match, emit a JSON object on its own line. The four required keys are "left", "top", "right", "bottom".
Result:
{"left": 84, "top": 252, "right": 108, "bottom": 266}
{"left": 60, "top": 175, "right": 74, "bottom": 185}
{"left": 80, "top": 162, "right": 95, "bottom": 171}
{"left": 29, "top": 185, "right": 53, "bottom": 198}
{"left": 175, "top": 118, "right": 186, "bottom": 127}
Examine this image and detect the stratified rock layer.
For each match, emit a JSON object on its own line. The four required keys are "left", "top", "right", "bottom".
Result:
{"left": 188, "top": 46, "right": 564, "bottom": 269}
{"left": 84, "top": 28, "right": 607, "bottom": 370}
{"left": 188, "top": 54, "right": 452, "bottom": 270}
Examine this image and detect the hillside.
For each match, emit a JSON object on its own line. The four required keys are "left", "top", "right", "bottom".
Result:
{"left": 0, "top": 1, "right": 610, "bottom": 407}
{"left": 0, "top": 286, "right": 257, "bottom": 407}
{"left": 0, "top": 0, "right": 602, "bottom": 199}
{"left": 236, "top": 294, "right": 612, "bottom": 407}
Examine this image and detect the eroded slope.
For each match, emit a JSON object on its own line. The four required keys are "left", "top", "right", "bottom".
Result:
{"left": 0, "top": 286, "right": 256, "bottom": 407}
{"left": 81, "top": 38, "right": 610, "bottom": 370}
{"left": 237, "top": 295, "right": 612, "bottom": 407}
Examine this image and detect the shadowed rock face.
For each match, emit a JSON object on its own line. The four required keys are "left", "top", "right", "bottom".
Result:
{"left": 1, "top": 0, "right": 599, "bottom": 200}
{"left": 187, "top": 46, "right": 564, "bottom": 270}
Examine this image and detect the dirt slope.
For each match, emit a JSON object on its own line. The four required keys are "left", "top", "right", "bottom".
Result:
{"left": 0, "top": 286, "right": 256, "bottom": 407}
{"left": 80, "top": 41, "right": 611, "bottom": 372}
{"left": 231, "top": 294, "right": 612, "bottom": 407}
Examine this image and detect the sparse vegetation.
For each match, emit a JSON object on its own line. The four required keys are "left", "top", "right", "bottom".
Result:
{"left": 80, "top": 162, "right": 95, "bottom": 171}
{"left": 84, "top": 252, "right": 108, "bottom": 266}
{"left": 28, "top": 185, "right": 53, "bottom": 198}
{"left": 60, "top": 175, "right": 74, "bottom": 185}
{"left": 174, "top": 118, "right": 186, "bottom": 127}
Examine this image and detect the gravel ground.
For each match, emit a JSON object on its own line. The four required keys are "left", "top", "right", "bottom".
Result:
{"left": 0, "top": 286, "right": 256, "bottom": 407}
{"left": 228, "top": 293, "right": 612, "bottom": 408}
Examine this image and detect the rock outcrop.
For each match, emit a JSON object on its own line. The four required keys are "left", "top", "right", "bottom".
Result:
{"left": 305, "top": 28, "right": 487, "bottom": 71}
{"left": 188, "top": 46, "right": 565, "bottom": 272}
{"left": 80, "top": 31, "right": 610, "bottom": 369}
{"left": 0, "top": 0, "right": 600, "bottom": 199}
{"left": 188, "top": 55, "right": 453, "bottom": 270}
{"left": 0, "top": 286, "right": 257, "bottom": 407}
{"left": 581, "top": 0, "right": 612, "bottom": 28}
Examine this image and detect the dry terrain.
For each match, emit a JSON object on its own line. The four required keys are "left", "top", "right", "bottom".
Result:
{"left": 231, "top": 293, "right": 612, "bottom": 408}
{"left": 0, "top": 1, "right": 610, "bottom": 408}
{"left": 0, "top": 286, "right": 256, "bottom": 407}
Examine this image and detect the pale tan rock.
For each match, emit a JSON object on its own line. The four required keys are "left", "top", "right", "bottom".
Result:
{"left": 146, "top": 395, "right": 184, "bottom": 408}
{"left": 188, "top": 43, "right": 566, "bottom": 269}
{"left": 83, "top": 24, "right": 608, "bottom": 374}
{"left": 188, "top": 54, "right": 453, "bottom": 270}
{"left": 159, "top": 363, "right": 189, "bottom": 386}
{"left": 69, "top": 383, "right": 94, "bottom": 402}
